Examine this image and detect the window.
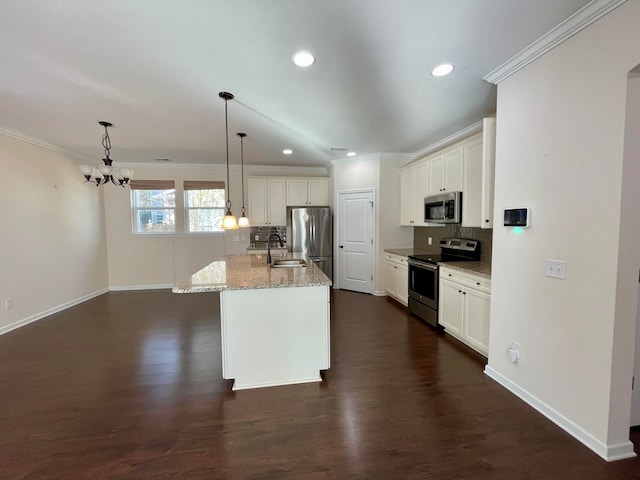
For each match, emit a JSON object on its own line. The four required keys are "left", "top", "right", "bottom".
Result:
{"left": 130, "top": 180, "right": 176, "bottom": 233}
{"left": 184, "top": 181, "right": 226, "bottom": 232}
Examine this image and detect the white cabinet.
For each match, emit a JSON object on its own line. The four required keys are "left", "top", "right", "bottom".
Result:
{"left": 384, "top": 252, "right": 408, "bottom": 306}
{"left": 247, "top": 177, "right": 286, "bottom": 226}
{"left": 399, "top": 117, "right": 495, "bottom": 228}
{"left": 461, "top": 118, "right": 496, "bottom": 228}
{"left": 286, "top": 178, "right": 329, "bottom": 206}
{"left": 400, "top": 167, "right": 416, "bottom": 225}
{"left": 481, "top": 117, "right": 497, "bottom": 228}
{"left": 439, "top": 266, "right": 491, "bottom": 356}
{"left": 428, "top": 147, "right": 463, "bottom": 195}
{"left": 400, "top": 160, "right": 430, "bottom": 226}
{"left": 462, "top": 134, "right": 483, "bottom": 228}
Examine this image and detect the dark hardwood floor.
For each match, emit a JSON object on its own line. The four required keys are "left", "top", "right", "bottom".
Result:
{"left": 1, "top": 289, "right": 638, "bottom": 479}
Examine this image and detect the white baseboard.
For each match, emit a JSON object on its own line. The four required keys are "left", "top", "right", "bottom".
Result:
{"left": 373, "top": 290, "right": 387, "bottom": 296}
{"left": 484, "top": 366, "right": 637, "bottom": 462}
{"left": 109, "top": 284, "right": 173, "bottom": 291}
{"left": 0, "top": 288, "right": 109, "bottom": 336}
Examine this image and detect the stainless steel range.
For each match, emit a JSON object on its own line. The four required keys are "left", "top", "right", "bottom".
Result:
{"left": 407, "top": 238, "right": 481, "bottom": 328}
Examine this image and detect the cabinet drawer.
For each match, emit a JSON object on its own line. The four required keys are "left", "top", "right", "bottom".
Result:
{"left": 385, "top": 253, "right": 408, "bottom": 266}
{"left": 439, "top": 267, "right": 491, "bottom": 293}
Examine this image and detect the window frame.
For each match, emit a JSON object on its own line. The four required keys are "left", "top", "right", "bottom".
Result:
{"left": 183, "top": 180, "right": 226, "bottom": 234}
{"left": 130, "top": 180, "right": 177, "bottom": 235}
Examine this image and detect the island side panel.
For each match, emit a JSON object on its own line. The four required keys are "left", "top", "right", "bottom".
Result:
{"left": 220, "top": 285, "right": 330, "bottom": 390}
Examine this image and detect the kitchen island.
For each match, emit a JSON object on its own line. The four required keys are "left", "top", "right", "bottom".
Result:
{"left": 173, "top": 254, "right": 332, "bottom": 391}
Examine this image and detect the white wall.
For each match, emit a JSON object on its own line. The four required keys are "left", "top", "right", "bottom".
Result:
{"left": 104, "top": 164, "right": 328, "bottom": 288}
{"left": 486, "top": 0, "right": 640, "bottom": 460}
{"left": 623, "top": 71, "right": 640, "bottom": 426}
{"left": 1, "top": 132, "right": 108, "bottom": 334}
{"left": 332, "top": 155, "right": 412, "bottom": 293}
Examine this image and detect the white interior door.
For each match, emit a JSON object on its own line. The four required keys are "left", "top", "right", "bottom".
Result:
{"left": 337, "top": 190, "right": 374, "bottom": 294}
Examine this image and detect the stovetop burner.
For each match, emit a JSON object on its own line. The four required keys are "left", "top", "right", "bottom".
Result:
{"left": 408, "top": 237, "right": 481, "bottom": 264}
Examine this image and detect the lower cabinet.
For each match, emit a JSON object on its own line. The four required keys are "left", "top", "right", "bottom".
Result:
{"left": 384, "top": 252, "right": 408, "bottom": 306}
{"left": 439, "top": 266, "right": 491, "bottom": 356}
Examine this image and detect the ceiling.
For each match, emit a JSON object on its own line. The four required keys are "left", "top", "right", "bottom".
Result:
{"left": 0, "top": 0, "right": 592, "bottom": 168}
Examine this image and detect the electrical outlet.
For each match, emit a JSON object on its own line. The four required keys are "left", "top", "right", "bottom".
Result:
{"left": 428, "top": 236, "right": 433, "bottom": 245}
{"left": 508, "top": 341, "right": 521, "bottom": 363}
{"left": 5, "top": 298, "right": 14, "bottom": 309}
{"left": 545, "top": 259, "right": 566, "bottom": 279}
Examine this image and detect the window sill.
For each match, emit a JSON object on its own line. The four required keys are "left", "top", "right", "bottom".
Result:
{"left": 131, "top": 232, "right": 226, "bottom": 238}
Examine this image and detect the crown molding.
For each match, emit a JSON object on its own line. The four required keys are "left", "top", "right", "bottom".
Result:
{"left": 0, "top": 124, "right": 90, "bottom": 162}
{"left": 379, "top": 152, "right": 415, "bottom": 161}
{"left": 413, "top": 120, "right": 483, "bottom": 160}
{"left": 484, "top": 0, "right": 628, "bottom": 84}
{"left": 330, "top": 153, "right": 380, "bottom": 166}
{"left": 125, "top": 161, "right": 329, "bottom": 175}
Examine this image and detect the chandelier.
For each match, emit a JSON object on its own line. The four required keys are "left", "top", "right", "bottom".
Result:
{"left": 79, "top": 121, "right": 133, "bottom": 187}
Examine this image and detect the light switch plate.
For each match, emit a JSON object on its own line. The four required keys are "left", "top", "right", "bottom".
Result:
{"left": 545, "top": 259, "right": 566, "bottom": 279}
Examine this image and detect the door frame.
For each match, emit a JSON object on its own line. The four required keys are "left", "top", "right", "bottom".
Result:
{"left": 334, "top": 188, "right": 376, "bottom": 292}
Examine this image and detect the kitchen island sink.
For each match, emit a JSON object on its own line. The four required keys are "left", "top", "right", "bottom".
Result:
{"left": 270, "top": 259, "right": 307, "bottom": 268}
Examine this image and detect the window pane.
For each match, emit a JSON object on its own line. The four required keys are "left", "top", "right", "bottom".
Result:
{"left": 186, "top": 189, "right": 225, "bottom": 208}
{"left": 188, "top": 208, "right": 224, "bottom": 232}
{"left": 134, "top": 189, "right": 176, "bottom": 208}
{"left": 136, "top": 209, "right": 176, "bottom": 233}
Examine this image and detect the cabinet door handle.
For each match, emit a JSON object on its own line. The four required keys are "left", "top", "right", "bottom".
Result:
{"left": 458, "top": 290, "right": 462, "bottom": 293}
{"left": 485, "top": 219, "right": 490, "bottom": 223}
{"left": 476, "top": 282, "right": 480, "bottom": 286}
{"left": 448, "top": 274, "right": 452, "bottom": 277}
{"left": 463, "top": 292, "right": 466, "bottom": 295}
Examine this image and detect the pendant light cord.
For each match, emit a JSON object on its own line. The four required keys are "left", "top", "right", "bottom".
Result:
{"left": 240, "top": 135, "right": 245, "bottom": 212}
{"left": 224, "top": 97, "right": 231, "bottom": 209}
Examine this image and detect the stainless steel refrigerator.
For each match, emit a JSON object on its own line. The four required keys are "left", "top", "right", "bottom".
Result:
{"left": 287, "top": 207, "right": 332, "bottom": 280}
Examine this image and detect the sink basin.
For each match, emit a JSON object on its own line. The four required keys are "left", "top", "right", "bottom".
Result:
{"left": 271, "top": 259, "right": 307, "bottom": 268}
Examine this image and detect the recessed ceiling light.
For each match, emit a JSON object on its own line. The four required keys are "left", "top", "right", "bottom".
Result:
{"left": 431, "top": 64, "right": 454, "bottom": 77}
{"left": 283, "top": 149, "right": 293, "bottom": 155}
{"left": 293, "top": 51, "right": 315, "bottom": 67}
{"left": 347, "top": 152, "right": 356, "bottom": 157}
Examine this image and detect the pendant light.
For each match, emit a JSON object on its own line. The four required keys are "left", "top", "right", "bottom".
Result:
{"left": 219, "top": 92, "right": 238, "bottom": 230}
{"left": 237, "top": 132, "right": 250, "bottom": 228}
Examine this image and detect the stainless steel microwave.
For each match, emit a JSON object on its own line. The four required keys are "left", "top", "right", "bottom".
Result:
{"left": 424, "top": 191, "right": 462, "bottom": 224}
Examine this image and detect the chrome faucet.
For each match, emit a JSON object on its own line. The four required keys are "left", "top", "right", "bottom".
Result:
{"left": 266, "top": 233, "right": 284, "bottom": 264}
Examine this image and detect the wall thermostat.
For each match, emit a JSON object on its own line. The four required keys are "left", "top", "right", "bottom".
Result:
{"left": 503, "top": 207, "right": 530, "bottom": 228}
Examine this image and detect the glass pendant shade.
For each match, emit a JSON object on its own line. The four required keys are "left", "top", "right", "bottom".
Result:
{"left": 238, "top": 214, "right": 250, "bottom": 228}
{"left": 222, "top": 209, "right": 239, "bottom": 229}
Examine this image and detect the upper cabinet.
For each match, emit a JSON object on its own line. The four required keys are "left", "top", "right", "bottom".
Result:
{"left": 399, "top": 117, "right": 496, "bottom": 229}
{"left": 248, "top": 176, "right": 330, "bottom": 226}
{"left": 462, "top": 118, "right": 496, "bottom": 228}
{"left": 481, "top": 118, "right": 497, "bottom": 228}
{"left": 286, "top": 178, "right": 329, "bottom": 206}
{"left": 247, "top": 177, "right": 286, "bottom": 226}
{"left": 428, "top": 147, "right": 463, "bottom": 195}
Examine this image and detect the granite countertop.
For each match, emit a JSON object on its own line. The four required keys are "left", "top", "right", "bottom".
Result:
{"left": 384, "top": 247, "right": 491, "bottom": 278}
{"left": 384, "top": 247, "right": 437, "bottom": 257}
{"left": 173, "top": 253, "right": 332, "bottom": 293}
{"left": 439, "top": 261, "right": 492, "bottom": 278}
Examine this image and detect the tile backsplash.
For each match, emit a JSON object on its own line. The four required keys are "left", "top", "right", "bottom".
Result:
{"left": 249, "top": 226, "right": 287, "bottom": 249}
{"left": 414, "top": 226, "right": 493, "bottom": 263}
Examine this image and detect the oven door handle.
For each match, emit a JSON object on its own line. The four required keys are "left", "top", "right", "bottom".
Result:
{"left": 408, "top": 260, "right": 438, "bottom": 271}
